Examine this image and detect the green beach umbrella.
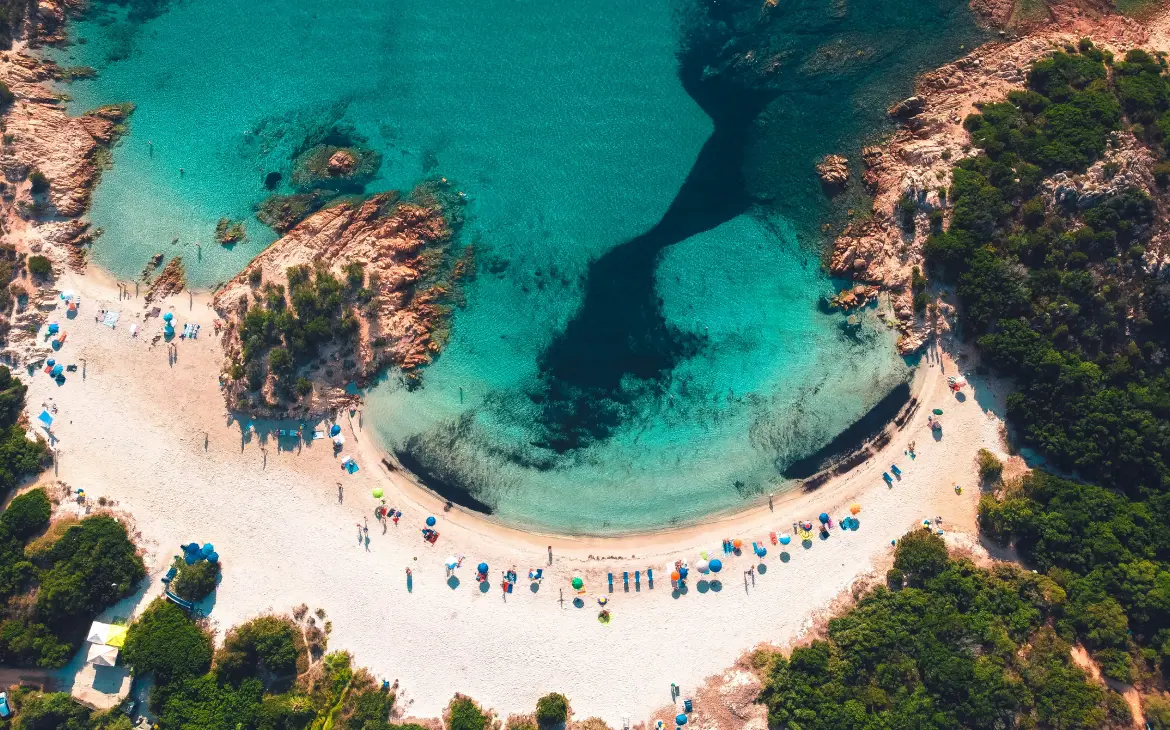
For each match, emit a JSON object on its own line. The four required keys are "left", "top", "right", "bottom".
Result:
{"left": 932, "top": 408, "right": 943, "bottom": 415}
{"left": 372, "top": 488, "right": 384, "bottom": 499}
{"left": 571, "top": 576, "right": 583, "bottom": 590}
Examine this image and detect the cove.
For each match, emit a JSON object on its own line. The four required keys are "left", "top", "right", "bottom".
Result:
{"left": 54, "top": 0, "right": 985, "bottom": 533}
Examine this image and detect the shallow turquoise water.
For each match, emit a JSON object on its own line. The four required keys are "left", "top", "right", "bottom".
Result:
{"left": 56, "top": 0, "right": 983, "bottom": 532}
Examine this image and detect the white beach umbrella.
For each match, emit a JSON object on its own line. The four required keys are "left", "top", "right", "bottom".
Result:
{"left": 444, "top": 556, "right": 458, "bottom": 569}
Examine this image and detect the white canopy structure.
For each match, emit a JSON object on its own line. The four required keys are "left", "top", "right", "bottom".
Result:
{"left": 86, "top": 621, "right": 127, "bottom": 647}
{"left": 86, "top": 643, "right": 119, "bottom": 667}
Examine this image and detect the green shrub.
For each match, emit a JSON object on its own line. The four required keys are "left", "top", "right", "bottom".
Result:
{"left": 122, "top": 598, "right": 213, "bottom": 686}
{"left": 1, "top": 488, "right": 50, "bottom": 540}
{"left": 171, "top": 558, "right": 219, "bottom": 602}
{"left": 26, "top": 255, "right": 51, "bottom": 279}
{"left": 35, "top": 515, "right": 144, "bottom": 625}
{"left": 215, "top": 615, "right": 300, "bottom": 684}
{"left": 976, "top": 448, "right": 1003, "bottom": 484}
{"left": 1147, "top": 694, "right": 1170, "bottom": 730}
{"left": 1153, "top": 161, "right": 1170, "bottom": 187}
{"left": 448, "top": 696, "right": 489, "bottom": 730}
{"left": 27, "top": 170, "right": 48, "bottom": 194}
{"left": 9, "top": 691, "right": 91, "bottom": 729}
{"left": 885, "top": 567, "right": 904, "bottom": 590}
{"left": 892, "top": 530, "right": 948, "bottom": 586}
{"left": 535, "top": 693, "right": 569, "bottom": 727}
{"left": 0, "top": 81, "right": 13, "bottom": 106}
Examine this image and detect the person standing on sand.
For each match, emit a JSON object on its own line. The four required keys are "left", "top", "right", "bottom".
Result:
{"left": 337, "top": 483, "right": 343, "bottom": 503}
{"left": 548, "top": 545, "right": 553, "bottom": 565}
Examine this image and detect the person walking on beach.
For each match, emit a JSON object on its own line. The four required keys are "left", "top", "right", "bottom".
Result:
{"left": 337, "top": 483, "right": 343, "bottom": 503}
{"left": 547, "top": 545, "right": 553, "bottom": 565}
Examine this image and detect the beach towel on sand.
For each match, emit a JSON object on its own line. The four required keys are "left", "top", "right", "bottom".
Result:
{"left": 102, "top": 310, "right": 120, "bottom": 328}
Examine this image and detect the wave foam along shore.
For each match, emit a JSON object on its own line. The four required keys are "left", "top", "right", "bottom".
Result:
{"left": 23, "top": 269, "right": 1003, "bottom": 724}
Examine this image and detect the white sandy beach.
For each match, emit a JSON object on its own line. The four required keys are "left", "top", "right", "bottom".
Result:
{"left": 23, "top": 269, "right": 1005, "bottom": 725}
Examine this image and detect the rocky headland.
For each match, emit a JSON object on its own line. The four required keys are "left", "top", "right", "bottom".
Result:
{"left": 824, "top": 0, "right": 1163, "bottom": 353}
{"left": 214, "top": 179, "right": 472, "bottom": 418}
{"left": 0, "top": 24, "right": 135, "bottom": 366}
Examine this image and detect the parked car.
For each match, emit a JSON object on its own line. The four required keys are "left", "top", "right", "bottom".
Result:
{"left": 0, "top": 690, "right": 12, "bottom": 718}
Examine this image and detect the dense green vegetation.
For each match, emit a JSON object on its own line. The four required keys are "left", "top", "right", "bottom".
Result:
{"left": 229, "top": 262, "right": 366, "bottom": 399}
{"left": 981, "top": 471, "right": 1170, "bottom": 682}
{"left": 0, "top": 370, "right": 48, "bottom": 496}
{"left": 170, "top": 557, "right": 220, "bottom": 602}
{"left": 534, "top": 693, "right": 569, "bottom": 727}
{"left": 923, "top": 41, "right": 1170, "bottom": 690}
{"left": 759, "top": 531, "right": 1128, "bottom": 730}
{"left": 24, "top": 255, "right": 51, "bottom": 280}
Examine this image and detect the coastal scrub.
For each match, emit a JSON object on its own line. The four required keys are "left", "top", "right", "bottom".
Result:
{"left": 925, "top": 41, "right": 1170, "bottom": 682}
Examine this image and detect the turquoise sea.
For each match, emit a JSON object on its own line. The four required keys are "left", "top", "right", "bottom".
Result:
{"left": 55, "top": 0, "right": 984, "bottom": 533}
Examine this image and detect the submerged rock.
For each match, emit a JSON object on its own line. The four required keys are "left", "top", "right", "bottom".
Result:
{"left": 290, "top": 144, "right": 381, "bottom": 191}
{"left": 255, "top": 191, "right": 334, "bottom": 234}
{"left": 214, "top": 217, "right": 246, "bottom": 245}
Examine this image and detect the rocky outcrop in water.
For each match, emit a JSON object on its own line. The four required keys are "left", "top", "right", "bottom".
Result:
{"left": 291, "top": 144, "right": 381, "bottom": 191}
{"left": 827, "top": 6, "right": 1155, "bottom": 353}
{"left": 214, "top": 179, "right": 471, "bottom": 417}
{"left": 816, "top": 154, "right": 849, "bottom": 189}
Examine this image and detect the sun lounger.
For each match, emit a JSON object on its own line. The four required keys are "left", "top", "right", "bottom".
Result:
{"left": 647, "top": 568, "right": 654, "bottom": 589}
{"left": 608, "top": 573, "right": 614, "bottom": 592}
{"left": 634, "top": 570, "right": 640, "bottom": 591}
{"left": 165, "top": 589, "right": 196, "bottom": 613}
{"left": 683, "top": 699, "right": 693, "bottom": 713}
{"left": 882, "top": 472, "right": 893, "bottom": 483}
{"left": 623, "top": 571, "right": 629, "bottom": 592}
{"left": 891, "top": 464, "right": 902, "bottom": 476}
{"left": 161, "top": 566, "right": 178, "bottom": 584}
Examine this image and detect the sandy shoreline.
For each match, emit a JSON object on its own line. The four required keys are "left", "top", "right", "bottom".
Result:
{"left": 21, "top": 268, "right": 1004, "bottom": 724}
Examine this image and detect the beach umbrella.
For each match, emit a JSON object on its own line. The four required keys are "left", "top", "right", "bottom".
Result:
{"left": 207, "top": 551, "right": 219, "bottom": 563}
{"left": 732, "top": 539, "right": 742, "bottom": 549}
{"left": 709, "top": 559, "right": 722, "bottom": 573}
{"left": 426, "top": 516, "right": 436, "bottom": 527}
{"left": 598, "top": 596, "right": 608, "bottom": 606}
{"left": 445, "top": 556, "right": 458, "bottom": 569}
{"left": 330, "top": 424, "right": 341, "bottom": 436}
{"left": 802, "top": 521, "right": 813, "bottom": 531}
{"left": 695, "top": 559, "right": 710, "bottom": 574}
{"left": 818, "top": 513, "right": 829, "bottom": 524}
{"left": 162, "top": 312, "right": 173, "bottom": 322}
{"left": 477, "top": 562, "right": 489, "bottom": 575}
{"left": 571, "top": 576, "right": 584, "bottom": 590}
{"left": 679, "top": 566, "right": 689, "bottom": 579}
{"left": 850, "top": 503, "right": 861, "bottom": 514}
{"left": 756, "top": 546, "right": 767, "bottom": 557}
{"left": 676, "top": 715, "right": 688, "bottom": 726}
{"left": 779, "top": 533, "right": 791, "bottom": 545}
{"left": 932, "top": 408, "right": 943, "bottom": 415}
{"left": 372, "top": 488, "right": 384, "bottom": 499}
{"left": 201, "top": 543, "right": 214, "bottom": 556}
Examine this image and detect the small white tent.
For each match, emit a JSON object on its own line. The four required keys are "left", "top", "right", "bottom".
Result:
{"left": 86, "top": 643, "right": 119, "bottom": 667}
{"left": 86, "top": 621, "right": 111, "bottom": 645}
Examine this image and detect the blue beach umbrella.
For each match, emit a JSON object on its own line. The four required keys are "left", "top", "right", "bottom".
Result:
{"left": 163, "top": 312, "right": 173, "bottom": 322}
{"left": 201, "top": 543, "right": 214, "bottom": 556}
{"left": 477, "top": 562, "right": 489, "bottom": 575}
{"left": 676, "top": 715, "right": 688, "bottom": 726}
{"left": 779, "top": 533, "right": 792, "bottom": 545}
{"left": 426, "top": 516, "right": 436, "bottom": 527}
{"left": 330, "top": 424, "right": 341, "bottom": 436}
{"left": 819, "top": 512, "right": 829, "bottom": 524}
{"left": 709, "top": 559, "right": 722, "bottom": 573}
{"left": 207, "top": 552, "right": 219, "bottom": 563}
{"left": 679, "top": 566, "right": 688, "bottom": 579}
